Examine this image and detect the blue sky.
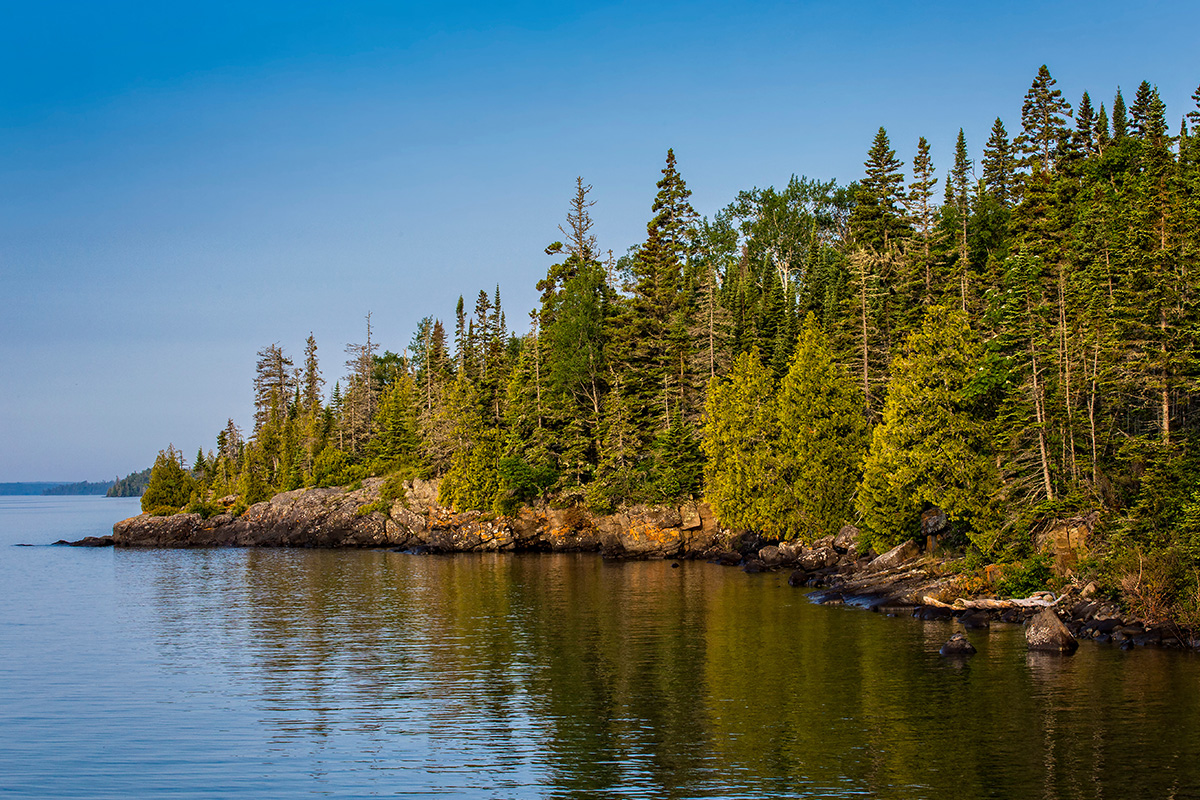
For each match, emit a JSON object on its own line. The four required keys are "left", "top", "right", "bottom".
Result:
{"left": 2, "top": 0, "right": 1198, "bottom": 481}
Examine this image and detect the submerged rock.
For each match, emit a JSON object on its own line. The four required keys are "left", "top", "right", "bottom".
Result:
{"left": 61, "top": 536, "right": 115, "bottom": 547}
{"left": 940, "top": 632, "right": 977, "bottom": 656}
{"left": 957, "top": 611, "right": 991, "bottom": 630}
{"left": 1025, "top": 608, "right": 1078, "bottom": 654}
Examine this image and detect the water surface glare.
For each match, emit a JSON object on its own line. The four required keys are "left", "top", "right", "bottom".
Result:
{"left": 3, "top": 497, "right": 1200, "bottom": 798}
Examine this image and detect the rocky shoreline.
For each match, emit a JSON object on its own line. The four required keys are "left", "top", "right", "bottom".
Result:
{"left": 78, "top": 477, "right": 1199, "bottom": 654}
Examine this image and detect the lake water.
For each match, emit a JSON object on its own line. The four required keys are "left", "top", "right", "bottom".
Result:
{"left": 2, "top": 496, "right": 1200, "bottom": 799}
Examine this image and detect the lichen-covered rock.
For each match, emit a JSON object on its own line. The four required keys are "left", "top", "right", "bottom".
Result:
{"left": 833, "top": 525, "right": 859, "bottom": 554}
{"left": 1025, "top": 608, "right": 1079, "bottom": 654}
{"left": 111, "top": 479, "right": 729, "bottom": 559}
{"left": 758, "top": 545, "right": 783, "bottom": 566}
{"left": 866, "top": 539, "right": 920, "bottom": 573}
{"left": 798, "top": 545, "right": 838, "bottom": 571}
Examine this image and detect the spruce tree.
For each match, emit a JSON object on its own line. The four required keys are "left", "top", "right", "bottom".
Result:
{"left": 981, "top": 117, "right": 1015, "bottom": 206}
{"left": 906, "top": 136, "right": 938, "bottom": 301}
{"left": 1014, "top": 65, "right": 1072, "bottom": 174}
{"left": 851, "top": 127, "right": 908, "bottom": 250}
{"left": 1096, "top": 103, "right": 1111, "bottom": 151}
{"left": 1076, "top": 91, "right": 1097, "bottom": 155}
{"left": 1112, "top": 88, "right": 1128, "bottom": 140}
{"left": 605, "top": 149, "right": 697, "bottom": 494}
{"left": 948, "top": 129, "right": 973, "bottom": 309}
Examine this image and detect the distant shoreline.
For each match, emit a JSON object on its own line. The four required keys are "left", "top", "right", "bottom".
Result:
{"left": 0, "top": 481, "right": 115, "bottom": 496}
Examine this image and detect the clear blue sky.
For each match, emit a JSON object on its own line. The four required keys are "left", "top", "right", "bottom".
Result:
{"left": 2, "top": 0, "right": 1198, "bottom": 481}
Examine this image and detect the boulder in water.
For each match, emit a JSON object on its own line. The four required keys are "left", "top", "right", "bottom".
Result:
{"left": 940, "top": 632, "right": 976, "bottom": 656}
{"left": 1025, "top": 608, "right": 1078, "bottom": 654}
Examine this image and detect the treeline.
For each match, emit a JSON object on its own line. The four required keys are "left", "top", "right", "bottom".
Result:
{"left": 149, "top": 66, "right": 1200, "bottom": 620}
{"left": 107, "top": 468, "right": 151, "bottom": 497}
{"left": 43, "top": 480, "right": 112, "bottom": 496}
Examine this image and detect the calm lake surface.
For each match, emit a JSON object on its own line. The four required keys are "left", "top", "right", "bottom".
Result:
{"left": 2, "top": 496, "right": 1200, "bottom": 799}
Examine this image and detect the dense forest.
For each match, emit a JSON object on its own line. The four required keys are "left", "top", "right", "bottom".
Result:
{"left": 145, "top": 67, "right": 1200, "bottom": 622}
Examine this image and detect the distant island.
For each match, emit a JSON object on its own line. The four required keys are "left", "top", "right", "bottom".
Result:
{"left": 0, "top": 467, "right": 151, "bottom": 497}
{"left": 0, "top": 481, "right": 112, "bottom": 496}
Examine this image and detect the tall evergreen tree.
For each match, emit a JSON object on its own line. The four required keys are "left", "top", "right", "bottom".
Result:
{"left": 1014, "top": 65, "right": 1072, "bottom": 175}
{"left": 851, "top": 127, "right": 908, "bottom": 250}
{"left": 906, "top": 136, "right": 938, "bottom": 301}
{"left": 1076, "top": 91, "right": 1097, "bottom": 155}
{"left": 1112, "top": 88, "right": 1128, "bottom": 141}
{"left": 982, "top": 117, "right": 1016, "bottom": 206}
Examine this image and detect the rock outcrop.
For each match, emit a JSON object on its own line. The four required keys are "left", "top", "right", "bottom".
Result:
{"left": 112, "top": 477, "right": 731, "bottom": 559}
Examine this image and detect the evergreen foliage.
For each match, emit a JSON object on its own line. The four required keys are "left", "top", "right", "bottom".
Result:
{"left": 141, "top": 445, "right": 197, "bottom": 515}
{"left": 857, "top": 307, "right": 998, "bottom": 552}
{"left": 769, "top": 316, "right": 867, "bottom": 540}
{"left": 146, "top": 65, "right": 1200, "bottom": 620}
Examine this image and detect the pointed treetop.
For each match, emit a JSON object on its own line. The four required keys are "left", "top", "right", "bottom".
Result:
{"left": 1112, "top": 88, "right": 1128, "bottom": 140}
{"left": 981, "top": 117, "right": 1015, "bottom": 205}
{"left": 949, "top": 128, "right": 972, "bottom": 213}
{"left": 1015, "top": 64, "right": 1072, "bottom": 173}
{"left": 1076, "top": 91, "right": 1096, "bottom": 154}
{"left": 863, "top": 126, "right": 905, "bottom": 199}
{"left": 1129, "top": 81, "right": 1168, "bottom": 143}
{"left": 561, "top": 176, "right": 597, "bottom": 262}
{"left": 648, "top": 148, "right": 697, "bottom": 245}
{"left": 1096, "top": 103, "right": 1110, "bottom": 149}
